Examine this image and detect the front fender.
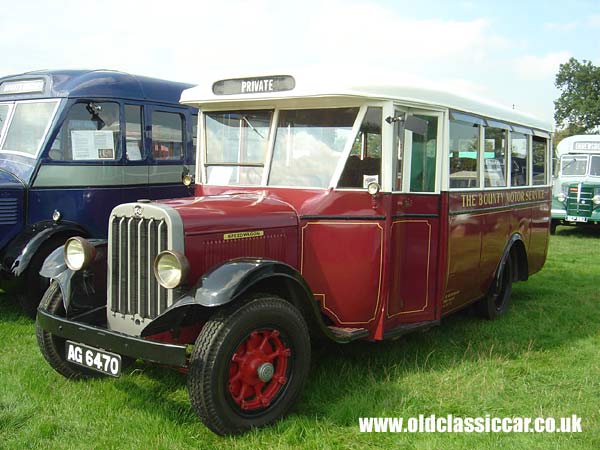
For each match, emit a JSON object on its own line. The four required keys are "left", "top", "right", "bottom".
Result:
{"left": 39, "top": 239, "right": 108, "bottom": 316}
{"left": 141, "top": 258, "right": 336, "bottom": 341}
{"left": 1, "top": 221, "right": 88, "bottom": 279}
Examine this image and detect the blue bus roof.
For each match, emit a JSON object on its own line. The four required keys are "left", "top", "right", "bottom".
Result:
{"left": 0, "top": 69, "right": 195, "bottom": 104}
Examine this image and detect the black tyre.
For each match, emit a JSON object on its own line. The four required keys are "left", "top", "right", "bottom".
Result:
{"left": 187, "top": 296, "right": 311, "bottom": 435}
{"left": 475, "top": 257, "right": 513, "bottom": 320}
{"left": 550, "top": 220, "right": 557, "bottom": 235}
{"left": 35, "top": 282, "right": 100, "bottom": 379}
{"left": 19, "top": 238, "right": 65, "bottom": 319}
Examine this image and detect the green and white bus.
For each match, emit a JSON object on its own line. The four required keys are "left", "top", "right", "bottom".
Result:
{"left": 551, "top": 134, "right": 600, "bottom": 234}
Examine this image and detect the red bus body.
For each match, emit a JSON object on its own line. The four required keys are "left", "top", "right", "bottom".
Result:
{"left": 36, "top": 74, "right": 553, "bottom": 435}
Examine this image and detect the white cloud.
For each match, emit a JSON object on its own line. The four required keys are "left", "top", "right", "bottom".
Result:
{"left": 513, "top": 51, "right": 571, "bottom": 81}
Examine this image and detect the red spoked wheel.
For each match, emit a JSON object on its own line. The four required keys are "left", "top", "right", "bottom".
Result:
{"left": 228, "top": 329, "right": 291, "bottom": 411}
{"left": 188, "top": 296, "right": 311, "bottom": 435}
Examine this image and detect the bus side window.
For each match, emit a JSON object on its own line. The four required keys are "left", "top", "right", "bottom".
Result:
{"left": 151, "top": 111, "right": 184, "bottom": 160}
{"left": 338, "top": 107, "right": 382, "bottom": 189}
{"left": 49, "top": 101, "right": 121, "bottom": 161}
{"left": 409, "top": 115, "right": 437, "bottom": 192}
{"left": 125, "top": 105, "right": 143, "bottom": 161}
{"left": 449, "top": 119, "right": 480, "bottom": 189}
{"left": 511, "top": 132, "right": 529, "bottom": 187}
{"left": 532, "top": 136, "right": 548, "bottom": 185}
{"left": 483, "top": 127, "right": 507, "bottom": 187}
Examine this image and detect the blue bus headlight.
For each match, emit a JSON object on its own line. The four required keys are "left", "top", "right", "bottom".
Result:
{"left": 154, "top": 250, "right": 189, "bottom": 289}
{"left": 64, "top": 237, "right": 96, "bottom": 271}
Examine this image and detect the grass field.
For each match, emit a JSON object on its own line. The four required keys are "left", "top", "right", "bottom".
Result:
{"left": 1, "top": 228, "right": 599, "bottom": 449}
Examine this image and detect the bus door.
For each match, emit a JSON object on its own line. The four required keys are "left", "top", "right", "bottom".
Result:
{"left": 146, "top": 105, "right": 194, "bottom": 200}
{"left": 385, "top": 109, "right": 442, "bottom": 329}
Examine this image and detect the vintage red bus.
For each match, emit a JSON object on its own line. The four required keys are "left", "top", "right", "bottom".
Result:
{"left": 36, "top": 74, "right": 552, "bottom": 435}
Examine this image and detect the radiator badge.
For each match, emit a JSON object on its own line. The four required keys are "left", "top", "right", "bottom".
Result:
{"left": 223, "top": 230, "right": 264, "bottom": 241}
{"left": 133, "top": 205, "right": 144, "bottom": 217}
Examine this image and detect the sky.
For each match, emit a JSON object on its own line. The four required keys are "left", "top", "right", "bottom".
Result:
{"left": 2, "top": 0, "right": 599, "bottom": 128}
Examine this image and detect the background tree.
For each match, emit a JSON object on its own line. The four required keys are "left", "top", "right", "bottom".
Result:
{"left": 554, "top": 57, "right": 600, "bottom": 133}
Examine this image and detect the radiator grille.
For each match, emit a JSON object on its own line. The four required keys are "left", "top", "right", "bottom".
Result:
{"left": 566, "top": 184, "right": 594, "bottom": 217}
{"left": 109, "top": 215, "right": 170, "bottom": 319}
{"left": 0, "top": 198, "right": 18, "bottom": 225}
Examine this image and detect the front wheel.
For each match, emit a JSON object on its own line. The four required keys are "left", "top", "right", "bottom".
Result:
{"left": 187, "top": 296, "right": 311, "bottom": 435}
{"left": 475, "top": 257, "right": 513, "bottom": 320}
{"left": 35, "top": 282, "right": 101, "bottom": 379}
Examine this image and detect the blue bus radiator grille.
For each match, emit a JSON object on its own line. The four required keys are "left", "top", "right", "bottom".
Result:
{"left": 109, "top": 216, "right": 169, "bottom": 319}
{"left": 0, "top": 198, "right": 18, "bottom": 225}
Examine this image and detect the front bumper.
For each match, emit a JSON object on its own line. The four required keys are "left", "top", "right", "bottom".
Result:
{"left": 36, "top": 308, "right": 188, "bottom": 367}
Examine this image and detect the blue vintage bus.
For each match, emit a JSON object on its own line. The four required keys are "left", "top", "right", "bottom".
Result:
{"left": 0, "top": 70, "right": 198, "bottom": 316}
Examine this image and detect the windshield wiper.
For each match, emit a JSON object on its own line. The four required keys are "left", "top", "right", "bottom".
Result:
{"left": 242, "top": 116, "right": 265, "bottom": 139}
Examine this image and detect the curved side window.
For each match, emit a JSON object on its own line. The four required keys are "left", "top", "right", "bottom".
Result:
{"left": 49, "top": 101, "right": 121, "bottom": 161}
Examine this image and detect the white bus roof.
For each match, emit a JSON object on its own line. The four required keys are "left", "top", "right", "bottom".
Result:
{"left": 556, "top": 134, "right": 600, "bottom": 157}
{"left": 180, "top": 73, "right": 551, "bottom": 132}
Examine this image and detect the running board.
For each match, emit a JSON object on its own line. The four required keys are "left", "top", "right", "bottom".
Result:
{"left": 383, "top": 320, "right": 440, "bottom": 340}
{"left": 328, "top": 326, "right": 370, "bottom": 341}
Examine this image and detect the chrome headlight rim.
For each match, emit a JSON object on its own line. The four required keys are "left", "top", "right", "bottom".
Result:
{"left": 593, "top": 194, "right": 600, "bottom": 205}
{"left": 64, "top": 237, "right": 96, "bottom": 271}
{"left": 557, "top": 192, "right": 567, "bottom": 203}
{"left": 153, "top": 250, "right": 190, "bottom": 289}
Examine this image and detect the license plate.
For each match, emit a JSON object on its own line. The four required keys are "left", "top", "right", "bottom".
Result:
{"left": 65, "top": 341, "right": 122, "bottom": 377}
{"left": 566, "top": 215, "right": 588, "bottom": 223}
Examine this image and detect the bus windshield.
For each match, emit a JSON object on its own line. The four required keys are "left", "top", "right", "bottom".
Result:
{"left": 205, "top": 110, "right": 272, "bottom": 186}
{"left": 561, "top": 155, "right": 588, "bottom": 176}
{"left": 204, "top": 107, "right": 359, "bottom": 188}
{"left": 0, "top": 100, "right": 58, "bottom": 157}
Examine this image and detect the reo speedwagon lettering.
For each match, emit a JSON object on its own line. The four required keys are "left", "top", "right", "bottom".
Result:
{"left": 35, "top": 74, "right": 552, "bottom": 435}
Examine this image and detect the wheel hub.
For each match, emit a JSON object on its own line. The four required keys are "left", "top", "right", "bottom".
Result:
{"left": 228, "top": 329, "right": 291, "bottom": 411}
{"left": 257, "top": 362, "right": 275, "bottom": 382}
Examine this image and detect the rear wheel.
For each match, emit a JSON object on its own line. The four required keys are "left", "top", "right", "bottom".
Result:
{"left": 187, "top": 296, "right": 311, "bottom": 435}
{"left": 35, "top": 282, "right": 100, "bottom": 379}
{"left": 475, "top": 257, "right": 513, "bottom": 320}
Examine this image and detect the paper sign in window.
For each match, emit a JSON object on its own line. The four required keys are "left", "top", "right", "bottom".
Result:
{"left": 71, "top": 130, "right": 115, "bottom": 160}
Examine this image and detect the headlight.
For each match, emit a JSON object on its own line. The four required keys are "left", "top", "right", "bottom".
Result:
{"left": 64, "top": 237, "right": 96, "bottom": 271}
{"left": 557, "top": 192, "right": 567, "bottom": 202}
{"left": 154, "top": 250, "right": 189, "bottom": 289}
{"left": 593, "top": 194, "right": 600, "bottom": 205}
